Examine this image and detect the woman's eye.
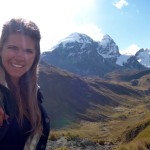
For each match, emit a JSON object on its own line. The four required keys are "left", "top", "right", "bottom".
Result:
{"left": 7, "top": 46, "right": 17, "bottom": 51}
{"left": 25, "top": 49, "right": 34, "bottom": 54}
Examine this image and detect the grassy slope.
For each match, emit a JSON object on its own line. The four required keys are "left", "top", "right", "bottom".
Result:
{"left": 38, "top": 62, "right": 150, "bottom": 149}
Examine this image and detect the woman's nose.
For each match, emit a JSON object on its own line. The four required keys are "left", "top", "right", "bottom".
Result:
{"left": 15, "top": 49, "right": 26, "bottom": 60}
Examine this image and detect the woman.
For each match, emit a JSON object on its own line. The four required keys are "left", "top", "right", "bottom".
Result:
{"left": 0, "top": 18, "right": 50, "bottom": 149}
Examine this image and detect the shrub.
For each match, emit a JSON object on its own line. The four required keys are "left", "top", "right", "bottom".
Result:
{"left": 66, "top": 132, "right": 80, "bottom": 141}
{"left": 49, "top": 132, "right": 58, "bottom": 141}
{"left": 117, "top": 138, "right": 150, "bottom": 150}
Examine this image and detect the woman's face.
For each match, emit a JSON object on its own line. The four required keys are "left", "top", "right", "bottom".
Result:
{"left": 0, "top": 33, "right": 36, "bottom": 83}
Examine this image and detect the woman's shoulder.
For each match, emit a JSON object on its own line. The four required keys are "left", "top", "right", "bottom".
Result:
{"left": 0, "top": 84, "right": 16, "bottom": 141}
{"left": 0, "top": 84, "right": 9, "bottom": 93}
{"left": 0, "top": 84, "right": 17, "bottom": 117}
{"left": 37, "top": 86, "right": 44, "bottom": 103}
{"left": 0, "top": 84, "right": 11, "bottom": 110}
{"left": 37, "top": 86, "right": 50, "bottom": 149}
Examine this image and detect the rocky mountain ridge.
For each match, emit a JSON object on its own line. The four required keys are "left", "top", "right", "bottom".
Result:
{"left": 39, "top": 33, "right": 150, "bottom": 149}
{"left": 41, "top": 32, "right": 149, "bottom": 77}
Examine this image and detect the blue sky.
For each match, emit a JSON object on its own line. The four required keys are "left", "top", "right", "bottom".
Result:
{"left": 0, "top": 0, "right": 149, "bottom": 54}
{"left": 92, "top": 0, "right": 150, "bottom": 54}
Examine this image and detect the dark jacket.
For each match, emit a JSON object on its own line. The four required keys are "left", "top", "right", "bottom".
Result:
{"left": 0, "top": 84, "right": 50, "bottom": 150}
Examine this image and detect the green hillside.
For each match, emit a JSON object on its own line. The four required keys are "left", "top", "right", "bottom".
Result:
{"left": 38, "top": 61, "right": 150, "bottom": 149}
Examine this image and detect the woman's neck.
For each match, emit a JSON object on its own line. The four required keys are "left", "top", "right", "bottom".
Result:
{"left": 11, "top": 77, "right": 20, "bottom": 87}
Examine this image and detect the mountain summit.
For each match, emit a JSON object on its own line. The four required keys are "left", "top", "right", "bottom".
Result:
{"left": 41, "top": 32, "right": 147, "bottom": 77}
{"left": 59, "top": 32, "right": 94, "bottom": 44}
{"left": 97, "top": 34, "right": 120, "bottom": 60}
{"left": 135, "top": 48, "right": 150, "bottom": 68}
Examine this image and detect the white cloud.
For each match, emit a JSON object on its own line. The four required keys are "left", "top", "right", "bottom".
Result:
{"left": 113, "top": 0, "right": 128, "bottom": 9}
{"left": 0, "top": 0, "right": 97, "bottom": 52}
{"left": 120, "top": 44, "right": 140, "bottom": 55}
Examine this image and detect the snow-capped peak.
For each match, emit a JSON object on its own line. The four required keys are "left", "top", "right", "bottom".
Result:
{"left": 60, "top": 32, "right": 94, "bottom": 45}
{"left": 100, "top": 34, "right": 112, "bottom": 46}
{"left": 135, "top": 48, "right": 150, "bottom": 67}
{"left": 49, "top": 32, "right": 94, "bottom": 51}
{"left": 97, "top": 34, "right": 120, "bottom": 59}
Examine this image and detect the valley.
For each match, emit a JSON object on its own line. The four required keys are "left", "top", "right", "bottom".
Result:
{"left": 38, "top": 61, "right": 150, "bottom": 149}
{"left": 47, "top": 100, "right": 150, "bottom": 149}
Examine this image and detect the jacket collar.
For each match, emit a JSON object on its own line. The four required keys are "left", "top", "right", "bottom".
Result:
{"left": 0, "top": 66, "right": 8, "bottom": 88}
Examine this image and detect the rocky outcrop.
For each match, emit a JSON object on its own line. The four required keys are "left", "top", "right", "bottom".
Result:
{"left": 46, "top": 137, "right": 115, "bottom": 150}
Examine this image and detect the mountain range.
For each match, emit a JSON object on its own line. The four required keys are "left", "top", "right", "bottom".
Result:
{"left": 37, "top": 33, "right": 150, "bottom": 148}
{"left": 41, "top": 32, "right": 150, "bottom": 77}
{"left": 38, "top": 32, "right": 150, "bottom": 129}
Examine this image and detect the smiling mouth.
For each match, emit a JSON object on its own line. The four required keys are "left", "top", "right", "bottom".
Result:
{"left": 12, "top": 63, "right": 24, "bottom": 68}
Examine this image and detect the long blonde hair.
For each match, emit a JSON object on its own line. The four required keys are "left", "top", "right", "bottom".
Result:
{"left": 0, "top": 18, "right": 42, "bottom": 136}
